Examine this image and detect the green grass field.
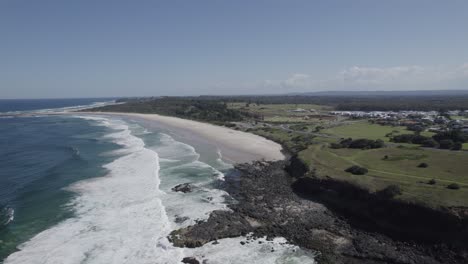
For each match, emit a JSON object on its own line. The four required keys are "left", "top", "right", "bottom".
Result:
{"left": 299, "top": 144, "right": 468, "bottom": 208}
{"left": 322, "top": 121, "right": 435, "bottom": 142}
{"left": 228, "top": 103, "right": 335, "bottom": 123}
{"left": 451, "top": 115, "right": 468, "bottom": 120}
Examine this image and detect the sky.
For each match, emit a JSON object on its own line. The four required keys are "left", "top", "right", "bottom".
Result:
{"left": 1, "top": 0, "right": 468, "bottom": 99}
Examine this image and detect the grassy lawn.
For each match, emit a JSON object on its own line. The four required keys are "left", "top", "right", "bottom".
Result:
{"left": 451, "top": 115, "right": 468, "bottom": 120}
{"left": 463, "top": 143, "right": 468, "bottom": 150}
{"left": 322, "top": 121, "right": 435, "bottom": 142}
{"left": 229, "top": 103, "right": 335, "bottom": 123}
{"left": 299, "top": 144, "right": 468, "bottom": 208}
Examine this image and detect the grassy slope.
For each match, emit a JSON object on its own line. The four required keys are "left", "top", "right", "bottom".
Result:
{"left": 232, "top": 103, "right": 468, "bottom": 208}
{"left": 229, "top": 103, "right": 334, "bottom": 123}
{"left": 299, "top": 121, "right": 468, "bottom": 208}
{"left": 321, "top": 121, "right": 434, "bottom": 142}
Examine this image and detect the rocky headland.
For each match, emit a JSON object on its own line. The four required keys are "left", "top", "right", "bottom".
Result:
{"left": 169, "top": 158, "right": 468, "bottom": 264}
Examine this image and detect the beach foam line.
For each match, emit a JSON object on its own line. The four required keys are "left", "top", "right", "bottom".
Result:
{"left": 79, "top": 112, "right": 284, "bottom": 164}
{"left": 4, "top": 116, "right": 184, "bottom": 264}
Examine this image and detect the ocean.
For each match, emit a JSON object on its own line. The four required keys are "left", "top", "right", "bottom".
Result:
{"left": 0, "top": 99, "right": 315, "bottom": 263}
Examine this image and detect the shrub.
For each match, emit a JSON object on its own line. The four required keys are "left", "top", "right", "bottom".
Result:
{"left": 421, "top": 139, "right": 439, "bottom": 148}
{"left": 377, "top": 185, "right": 402, "bottom": 199}
{"left": 452, "top": 142, "right": 463, "bottom": 151}
{"left": 340, "top": 138, "right": 385, "bottom": 149}
{"left": 392, "top": 134, "right": 431, "bottom": 145}
{"left": 427, "top": 179, "right": 436, "bottom": 185}
{"left": 439, "top": 139, "right": 454, "bottom": 149}
{"left": 433, "top": 130, "right": 467, "bottom": 144}
{"left": 447, "top": 183, "right": 460, "bottom": 190}
{"left": 417, "top": 162, "right": 428, "bottom": 168}
{"left": 345, "top": 165, "right": 368, "bottom": 175}
{"left": 224, "top": 122, "right": 236, "bottom": 128}
{"left": 383, "top": 155, "right": 389, "bottom": 160}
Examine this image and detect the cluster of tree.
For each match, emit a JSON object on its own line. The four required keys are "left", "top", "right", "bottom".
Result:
{"left": 290, "top": 134, "right": 316, "bottom": 152}
{"left": 199, "top": 95, "right": 468, "bottom": 111}
{"left": 113, "top": 94, "right": 468, "bottom": 112}
{"left": 331, "top": 138, "right": 385, "bottom": 149}
{"left": 87, "top": 98, "right": 255, "bottom": 123}
{"left": 335, "top": 97, "right": 468, "bottom": 111}
{"left": 391, "top": 130, "right": 467, "bottom": 150}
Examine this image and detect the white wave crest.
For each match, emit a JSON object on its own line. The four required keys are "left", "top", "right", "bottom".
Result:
{"left": 5, "top": 116, "right": 315, "bottom": 264}
{"left": 4, "top": 117, "right": 184, "bottom": 264}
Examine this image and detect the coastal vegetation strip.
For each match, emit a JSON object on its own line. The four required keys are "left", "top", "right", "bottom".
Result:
{"left": 87, "top": 96, "right": 468, "bottom": 209}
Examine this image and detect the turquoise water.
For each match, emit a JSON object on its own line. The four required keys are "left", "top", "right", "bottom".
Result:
{"left": 0, "top": 116, "right": 121, "bottom": 260}
{"left": 0, "top": 100, "right": 315, "bottom": 263}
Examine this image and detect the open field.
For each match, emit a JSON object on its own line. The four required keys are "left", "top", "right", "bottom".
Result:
{"left": 322, "top": 121, "right": 435, "bottom": 142}
{"left": 451, "top": 115, "right": 468, "bottom": 120}
{"left": 228, "top": 103, "right": 335, "bottom": 123}
{"left": 299, "top": 144, "right": 468, "bottom": 208}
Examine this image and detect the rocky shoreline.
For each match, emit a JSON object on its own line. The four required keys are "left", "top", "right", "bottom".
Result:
{"left": 169, "top": 159, "right": 468, "bottom": 264}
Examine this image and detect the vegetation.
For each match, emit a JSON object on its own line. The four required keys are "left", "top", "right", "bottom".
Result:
{"left": 417, "top": 162, "right": 428, "bottom": 168}
{"left": 331, "top": 138, "right": 385, "bottom": 149}
{"left": 391, "top": 130, "right": 467, "bottom": 150}
{"left": 92, "top": 96, "right": 468, "bottom": 209}
{"left": 249, "top": 126, "right": 314, "bottom": 153}
{"left": 298, "top": 144, "right": 468, "bottom": 208}
{"left": 376, "top": 185, "right": 402, "bottom": 199}
{"left": 447, "top": 183, "right": 461, "bottom": 190}
{"left": 321, "top": 121, "right": 434, "bottom": 142}
{"left": 345, "top": 165, "right": 368, "bottom": 175}
{"left": 87, "top": 97, "right": 254, "bottom": 123}
{"left": 192, "top": 93, "right": 468, "bottom": 111}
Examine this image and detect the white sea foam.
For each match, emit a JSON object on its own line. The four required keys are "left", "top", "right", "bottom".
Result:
{"left": 4, "top": 117, "right": 184, "bottom": 264}
{"left": 1, "top": 207, "right": 15, "bottom": 226}
{"left": 5, "top": 116, "right": 315, "bottom": 264}
{"left": 188, "top": 236, "right": 316, "bottom": 264}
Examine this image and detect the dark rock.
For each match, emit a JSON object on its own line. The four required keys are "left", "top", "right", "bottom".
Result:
{"left": 181, "top": 257, "right": 200, "bottom": 264}
{"left": 175, "top": 216, "right": 189, "bottom": 223}
{"left": 172, "top": 183, "right": 194, "bottom": 193}
{"left": 169, "top": 160, "right": 468, "bottom": 264}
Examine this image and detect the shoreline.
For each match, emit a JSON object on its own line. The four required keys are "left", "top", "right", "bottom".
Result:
{"left": 170, "top": 160, "right": 468, "bottom": 264}
{"left": 73, "top": 111, "right": 468, "bottom": 263}
{"left": 76, "top": 112, "right": 285, "bottom": 164}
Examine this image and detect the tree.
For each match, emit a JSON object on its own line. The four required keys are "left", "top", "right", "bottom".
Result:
{"left": 417, "top": 163, "right": 428, "bottom": 168}
{"left": 447, "top": 183, "right": 460, "bottom": 190}
{"left": 421, "top": 138, "right": 439, "bottom": 148}
{"left": 345, "top": 165, "right": 368, "bottom": 175}
{"left": 427, "top": 179, "right": 436, "bottom": 185}
{"left": 439, "top": 139, "right": 454, "bottom": 149}
{"left": 452, "top": 142, "right": 463, "bottom": 151}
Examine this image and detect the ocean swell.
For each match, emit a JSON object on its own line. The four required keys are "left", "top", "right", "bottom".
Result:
{"left": 4, "top": 116, "right": 183, "bottom": 264}
{"left": 4, "top": 115, "right": 316, "bottom": 264}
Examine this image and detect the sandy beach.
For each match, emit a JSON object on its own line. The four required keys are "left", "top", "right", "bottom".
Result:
{"left": 78, "top": 112, "right": 284, "bottom": 164}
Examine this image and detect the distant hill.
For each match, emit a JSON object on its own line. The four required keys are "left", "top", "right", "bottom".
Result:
{"left": 291, "top": 90, "right": 468, "bottom": 97}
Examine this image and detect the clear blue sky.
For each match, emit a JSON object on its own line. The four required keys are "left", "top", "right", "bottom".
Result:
{"left": 1, "top": 0, "right": 468, "bottom": 98}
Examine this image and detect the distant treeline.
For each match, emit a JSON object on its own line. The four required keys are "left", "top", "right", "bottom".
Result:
{"left": 391, "top": 130, "right": 467, "bottom": 150}
{"left": 87, "top": 97, "right": 254, "bottom": 123}
{"left": 135, "top": 95, "right": 468, "bottom": 111}
{"left": 333, "top": 96, "right": 468, "bottom": 111}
